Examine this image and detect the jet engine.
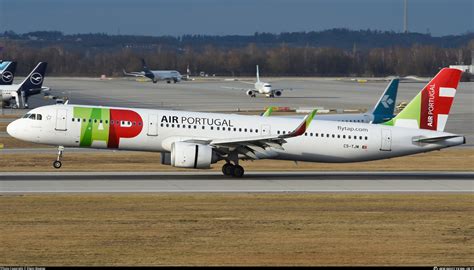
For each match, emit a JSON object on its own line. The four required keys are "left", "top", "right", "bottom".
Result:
{"left": 246, "top": 90, "right": 256, "bottom": 97}
{"left": 274, "top": 90, "right": 282, "bottom": 97}
{"left": 170, "top": 142, "right": 219, "bottom": 169}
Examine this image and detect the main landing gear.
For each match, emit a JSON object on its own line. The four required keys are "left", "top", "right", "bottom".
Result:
{"left": 222, "top": 162, "right": 245, "bottom": 178}
{"left": 53, "top": 146, "right": 64, "bottom": 169}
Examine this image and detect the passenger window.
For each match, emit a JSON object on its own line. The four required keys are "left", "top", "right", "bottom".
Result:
{"left": 359, "top": 136, "right": 362, "bottom": 140}
{"left": 171, "top": 124, "right": 175, "bottom": 128}
{"left": 83, "top": 119, "right": 86, "bottom": 122}
{"left": 343, "top": 135, "right": 346, "bottom": 139}
{"left": 211, "top": 127, "right": 214, "bottom": 130}
{"left": 348, "top": 135, "right": 351, "bottom": 139}
{"left": 239, "top": 128, "right": 242, "bottom": 132}
{"left": 326, "top": 134, "right": 329, "bottom": 138}
{"left": 244, "top": 128, "right": 247, "bottom": 132}
{"left": 315, "top": 133, "right": 319, "bottom": 137}
{"left": 72, "top": 118, "right": 74, "bottom": 122}
{"left": 202, "top": 126, "right": 205, "bottom": 130}
{"left": 332, "top": 134, "right": 335, "bottom": 138}
{"left": 166, "top": 124, "right": 169, "bottom": 127}
{"left": 217, "top": 127, "right": 220, "bottom": 131}
{"left": 365, "top": 136, "right": 368, "bottom": 140}
{"left": 337, "top": 135, "right": 340, "bottom": 138}
{"left": 310, "top": 133, "right": 313, "bottom": 136}
{"left": 106, "top": 120, "right": 109, "bottom": 124}
{"left": 255, "top": 129, "right": 258, "bottom": 133}
{"left": 277, "top": 131, "right": 280, "bottom": 135}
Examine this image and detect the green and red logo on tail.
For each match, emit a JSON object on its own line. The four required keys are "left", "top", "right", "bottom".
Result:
{"left": 383, "top": 68, "right": 462, "bottom": 132}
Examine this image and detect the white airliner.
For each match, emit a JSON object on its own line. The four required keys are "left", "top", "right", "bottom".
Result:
{"left": 123, "top": 59, "right": 183, "bottom": 84}
{"left": 7, "top": 68, "right": 464, "bottom": 177}
{"left": 226, "top": 65, "right": 293, "bottom": 98}
{"left": 1, "top": 62, "right": 49, "bottom": 109}
{"left": 263, "top": 78, "right": 399, "bottom": 124}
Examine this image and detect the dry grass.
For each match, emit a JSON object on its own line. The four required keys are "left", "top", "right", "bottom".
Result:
{"left": 0, "top": 148, "right": 472, "bottom": 172}
{"left": 0, "top": 194, "right": 472, "bottom": 266}
{"left": 0, "top": 136, "right": 51, "bottom": 148}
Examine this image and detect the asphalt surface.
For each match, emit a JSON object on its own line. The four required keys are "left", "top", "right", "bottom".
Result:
{"left": 0, "top": 171, "right": 472, "bottom": 193}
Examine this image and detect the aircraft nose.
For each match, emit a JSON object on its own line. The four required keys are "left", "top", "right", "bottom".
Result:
{"left": 6, "top": 120, "right": 19, "bottom": 138}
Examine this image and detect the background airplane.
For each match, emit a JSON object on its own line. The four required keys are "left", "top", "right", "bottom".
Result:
{"left": 225, "top": 65, "right": 293, "bottom": 98}
{"left": 0, "top": 60, "right": 17, "bottom": 85}
{"left": 6, "top": 68, "right": 463, "bottom": 177}
{"left": 0, "top": 62, "right": 49, "bottom": 108}
{"left": 263, "top": 78, "right": 399, "bottom": 124}
{"left": 123, "top": 59, "right": 183, "bottom": 84}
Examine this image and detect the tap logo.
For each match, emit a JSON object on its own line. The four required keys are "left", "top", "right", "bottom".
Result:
{"left": 1, "top": 71, "right": 13, "bottom": 83}
{"left": 30, "top": 72, "right": 43, "bottom": 85}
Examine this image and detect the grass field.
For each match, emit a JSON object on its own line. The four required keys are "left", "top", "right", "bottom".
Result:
{"left": 0, "top": 194, "right": 472, "bottom": 266}
{"left": 0, "top": 148, "right": 473, "bottom": 172}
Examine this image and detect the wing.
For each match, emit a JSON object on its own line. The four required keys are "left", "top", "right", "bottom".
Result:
{"left": 123, "top": 69, "right": 146, "bottom": 77}
{"left": 222, "top": 86, "right": 257, "bottom": 91}
{"left": 194, "top": 110, "right": 317, "bottom": 159}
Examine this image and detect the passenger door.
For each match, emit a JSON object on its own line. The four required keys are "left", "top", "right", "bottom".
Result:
{"left": 55, "top": 109, "right": 67, "bottom": 131}
{"left": 147, "top": 114, "right": 158, "bottom": 136}
{"left": 380, "top": 129, "right": 392, "bottom": 151}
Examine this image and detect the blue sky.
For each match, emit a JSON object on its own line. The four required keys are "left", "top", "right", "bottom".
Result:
{"left": 0, "top": 0, "right": 472, "bottom": 36}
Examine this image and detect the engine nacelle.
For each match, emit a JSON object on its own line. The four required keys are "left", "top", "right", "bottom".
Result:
{"left": 246, "top": 90, "right": 255, "bottom": 96}
{"left": 171, "top": 142, "right": 216, "bottom": 169}
{"left": 274, "top": 90, "right": 282, "bottom": 97}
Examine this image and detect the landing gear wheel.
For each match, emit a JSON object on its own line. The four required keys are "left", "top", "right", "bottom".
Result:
{"left": 53, "top": 160, "right": 62, "bottom": 169}
{"left": 53, "top": 146, "right": 64, "bottom": 169}
{"left": 232, "top": 165, "right": 244, "bottom": 178}
{"left": 222, "top": 163, "right": 234, "bottom": 176}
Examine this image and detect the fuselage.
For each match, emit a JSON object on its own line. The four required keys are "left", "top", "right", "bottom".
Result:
{"left": 152, "top": 70, "right": 182, "bottom": 82}
{"left": 255, "top": 81, "right": 272, "bottom": 94}
{"left": 7, "top": 104, "right": 464, "bottom": 164}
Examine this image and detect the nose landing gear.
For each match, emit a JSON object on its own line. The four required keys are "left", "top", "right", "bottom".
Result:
{"left": 53, "top": 146, "right": 64, "bottom": 169}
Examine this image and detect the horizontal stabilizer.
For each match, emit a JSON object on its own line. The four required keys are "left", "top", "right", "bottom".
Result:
{"left": 413, "top": 135, "right": 463, "bottom": 143}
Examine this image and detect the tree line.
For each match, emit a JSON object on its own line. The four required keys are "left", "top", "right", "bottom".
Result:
{"left": 0, "top": 39, "right": 472, "bottom": 77}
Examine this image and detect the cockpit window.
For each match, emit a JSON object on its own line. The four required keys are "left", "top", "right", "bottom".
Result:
{"left": 22, "top": 114, "right": 31, "bottom": 119}
{"left": 28, "top": 114, "right": 36, "bottom": 120}
{"left": 36, "top": 114, "right": 42, "bottom": 120}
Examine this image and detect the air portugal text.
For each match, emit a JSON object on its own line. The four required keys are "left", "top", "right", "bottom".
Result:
{"left": 161, "top": 115, "right": 234, "bottom": 127}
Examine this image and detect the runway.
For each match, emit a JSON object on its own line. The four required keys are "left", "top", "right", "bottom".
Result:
{"left": 1, "top": 171, "right": 472, "bottom": 193}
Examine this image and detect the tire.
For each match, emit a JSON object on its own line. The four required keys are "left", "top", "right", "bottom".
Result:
{"left": 222, "top": 163, "right": 234, "bottom": 176}
{"left": 232, "top": 165, "right": 244, "bottom": 178}
{"left": 53, "top": 161, "right": 62, "bottom": 169}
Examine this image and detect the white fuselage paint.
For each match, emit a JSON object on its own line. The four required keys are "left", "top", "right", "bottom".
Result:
{"left": 8, "top": 104, "right": 464, "bottom": 164}
{"left": 254, "top": 81, "right": 272, "bottom": 95}
{"left": 152, "top": 70, "right": 182, "bottom": 82}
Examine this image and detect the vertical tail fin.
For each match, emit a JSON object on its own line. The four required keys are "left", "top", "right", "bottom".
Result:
{"left": 141, "top": 58, "right": 155, "bottom": 82}
{"left": 0, "top": 61, "right": 17, "bottom": 85}
{"left": 383, "top": 68, "right": 462, "bottom": 132}
{"left": 371, "top": 78, "right": 399, "bottom": 123}
{"left": 19, "top": 62, "right": 47, "bottom": 92}
{"left": 256, "top": 65, "right": 260, "bottom": 82}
